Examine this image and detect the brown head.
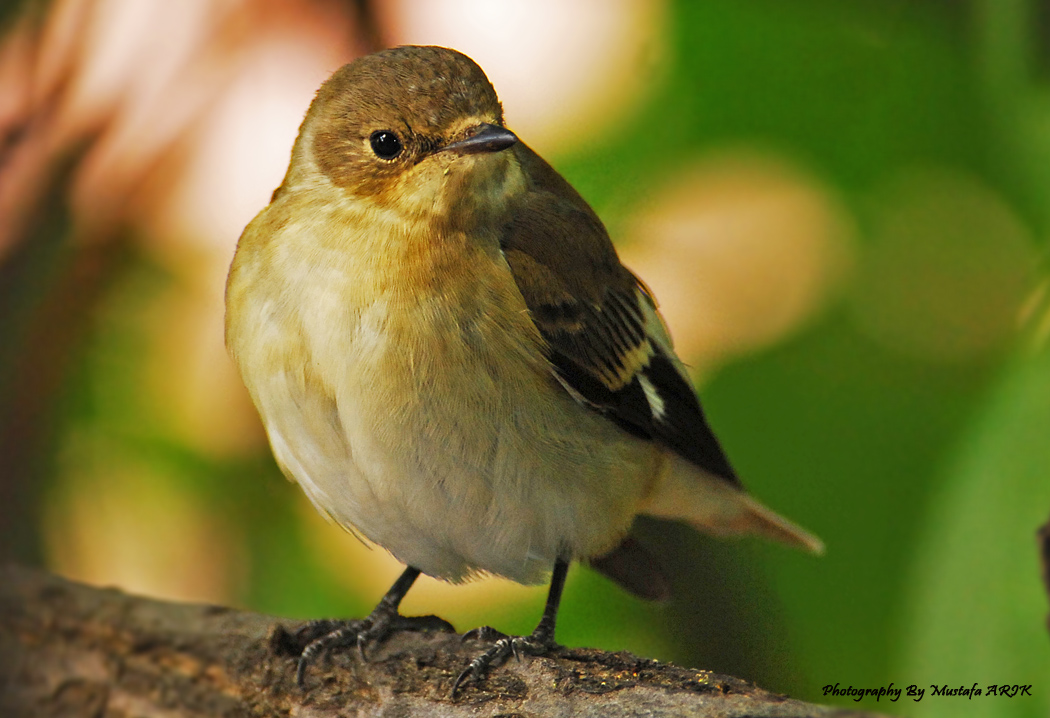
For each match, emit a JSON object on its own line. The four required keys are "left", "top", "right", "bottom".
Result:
{"left": 284, "top": 46, "right": 524, "bottom": 225}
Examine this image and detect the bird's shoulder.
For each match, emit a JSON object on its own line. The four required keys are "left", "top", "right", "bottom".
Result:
{"left": 502, "top": 144, "right": 739, "bottom": 485}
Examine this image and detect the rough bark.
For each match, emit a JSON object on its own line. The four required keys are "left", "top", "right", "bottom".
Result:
{"left": 0, "top": 564, "right": 884, "bottom": 717}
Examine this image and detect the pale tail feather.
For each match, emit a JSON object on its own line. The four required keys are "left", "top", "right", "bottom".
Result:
{"left": 732, "top": 493, "right": 825, "bottom": 555}
{"left": 643, "top": 452, "right": 825, "bottom": 555}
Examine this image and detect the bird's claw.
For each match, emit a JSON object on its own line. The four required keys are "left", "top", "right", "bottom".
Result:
{"left": 293, "top": 613, "right": 454, "bottom": 688}
{"left": 460, "top": 625, "right": 507, "bottom": 643}
{"left": 451, "top": 629, "right": 555, "bottom": 698}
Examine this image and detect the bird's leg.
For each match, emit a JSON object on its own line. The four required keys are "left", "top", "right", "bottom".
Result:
{"left": 293, "top": 566, "right": 455, "bottom": 687}
{"left": 452, "top": 558, "right": 569, "bottom": 697}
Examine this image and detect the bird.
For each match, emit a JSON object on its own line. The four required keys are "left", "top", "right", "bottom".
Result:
{"left": 224, "top": 44, "right": 823, "bottom": 696}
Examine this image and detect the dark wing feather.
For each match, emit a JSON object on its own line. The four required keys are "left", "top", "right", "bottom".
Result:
{"left": 502, "top": 143, "right": 741, "bottom": 487}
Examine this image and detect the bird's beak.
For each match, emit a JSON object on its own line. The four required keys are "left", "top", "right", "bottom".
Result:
{"left": 440, "top": 123, "right": 518, "bottom": 155}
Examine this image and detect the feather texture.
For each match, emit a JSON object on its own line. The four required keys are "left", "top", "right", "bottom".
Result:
{"left": 503, "top": 144, "right": 741, "bottom": 488}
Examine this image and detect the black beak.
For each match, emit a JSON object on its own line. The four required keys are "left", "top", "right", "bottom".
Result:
{"left": 441, "top": 123, "right": 518, "bottom": 155}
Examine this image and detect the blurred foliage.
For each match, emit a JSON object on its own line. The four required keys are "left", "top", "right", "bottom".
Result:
{"left": 2, "top": 0, "right": 1048, "bottom": 715}
{"left": 900, "top": 345, "right": 1050, "bottom": 718}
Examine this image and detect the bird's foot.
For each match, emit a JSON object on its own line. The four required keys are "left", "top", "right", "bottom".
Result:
{"left": 451, "top": 624, "right": 558, "bottom": 697}
{"left": 292, "top": 610, "right": 454, "bottom": 687}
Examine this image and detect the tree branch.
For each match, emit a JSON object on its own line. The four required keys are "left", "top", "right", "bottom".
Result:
{"left": 0, "top": 564, "right": 880, "bottom": 717}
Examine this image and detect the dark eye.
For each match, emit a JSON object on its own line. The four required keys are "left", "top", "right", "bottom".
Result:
{"left": 369, "top": 130, "right": 403, "bottom": 160}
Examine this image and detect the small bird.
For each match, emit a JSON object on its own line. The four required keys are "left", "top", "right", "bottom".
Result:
{"left": 225, "top": 45, "right": 823, "bottom": 695}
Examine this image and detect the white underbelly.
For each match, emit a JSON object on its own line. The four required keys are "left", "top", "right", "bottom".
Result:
{"left": 254, "top": 298, "right": 658, "bottom": 584}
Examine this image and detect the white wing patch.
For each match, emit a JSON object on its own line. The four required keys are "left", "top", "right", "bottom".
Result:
{"left": 638, "top": 373, "right": 667, "bottom": 422}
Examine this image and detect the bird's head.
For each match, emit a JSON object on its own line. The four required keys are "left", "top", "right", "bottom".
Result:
{"left": 288, "top": 45, "right": 525, "bottom": 230}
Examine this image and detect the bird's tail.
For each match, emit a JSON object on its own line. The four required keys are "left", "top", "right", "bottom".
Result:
{"left": 641, "top": 452, "right": 825, "bottom": 555}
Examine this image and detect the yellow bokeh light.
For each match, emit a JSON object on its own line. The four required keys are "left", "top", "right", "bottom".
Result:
{"left": 43, "top": 431, "right": 248, "bottom": 604}
{"left": 621, "top": 150, "right": 856, "bottom": 375}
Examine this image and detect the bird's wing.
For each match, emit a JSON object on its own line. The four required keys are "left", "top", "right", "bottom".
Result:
{"left": 503, "top": 144, "right": 740, "bottom": 488}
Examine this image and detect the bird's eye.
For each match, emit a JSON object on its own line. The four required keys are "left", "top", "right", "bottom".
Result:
{"left": 369, "top": 130, "right": 403, "bottom": 160}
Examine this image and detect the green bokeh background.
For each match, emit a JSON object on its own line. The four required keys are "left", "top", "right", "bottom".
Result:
{"left": 2, "top": 1, "right": 1048, "bottom": 715}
